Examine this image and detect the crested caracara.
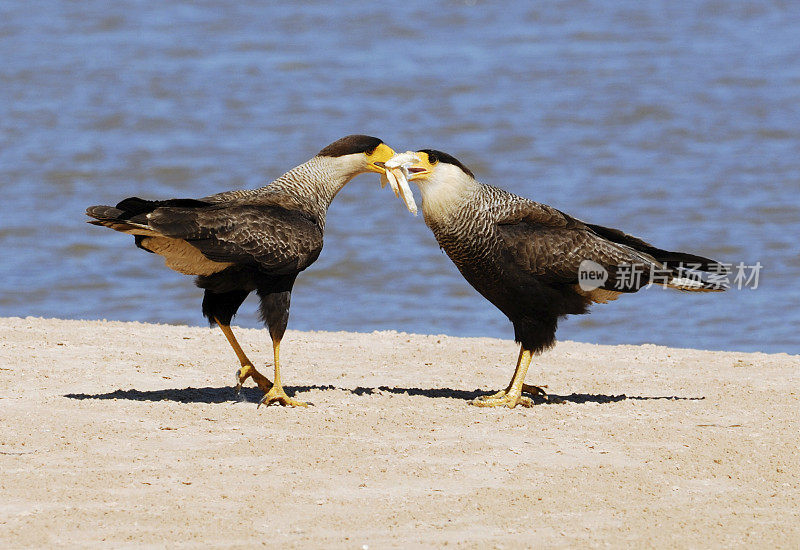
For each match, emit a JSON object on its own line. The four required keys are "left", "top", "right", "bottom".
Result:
{"left": 387, "top": 149, "right": 726, "bottom": 408}
{"left": 87, "top": 135, "right": 395, "bottom": 407}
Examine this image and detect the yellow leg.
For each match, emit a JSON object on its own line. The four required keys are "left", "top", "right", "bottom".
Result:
{"left": 478, "top": 347, "right": 524, "bottom": 400}
{"left": 258, "top": 340, "right": 308, "bottom": 408}
{"left": 215, "top": 319, "right": 272, "bottom": 394}
{"left": 472, "top": 346, "right": 542, "bottom": 408}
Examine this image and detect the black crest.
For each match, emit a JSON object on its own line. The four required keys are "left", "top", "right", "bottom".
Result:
{"left": 318, "top": 135, "right": 383, "bottom": 157}
{"left": 419, "top": 149, "right": 475, "bottom": 179}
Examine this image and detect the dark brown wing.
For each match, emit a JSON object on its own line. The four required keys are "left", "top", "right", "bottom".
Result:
{"left": 146, "top": 204, "right": 323, "bottom": 275}
{"left": 495, "top": 201, "right": 661, "bottom": 291}
{"left": 584, "top": 223, "right": 727, "bottom": 273}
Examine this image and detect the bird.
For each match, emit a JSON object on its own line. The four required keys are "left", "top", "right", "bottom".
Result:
{"left": 388, "top": 149, "right": 727, "bottom": 408}
{"left": 86, "top": 135, "right": 396, "bottom": 407}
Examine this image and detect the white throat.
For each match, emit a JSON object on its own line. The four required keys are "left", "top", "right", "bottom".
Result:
{"left": 416, "top": 163, "right": 477, "bottom": 221}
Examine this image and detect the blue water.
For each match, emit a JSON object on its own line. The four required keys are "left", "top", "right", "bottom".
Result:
{"left": 1, "top": 1, "right": 798, "bottom": 354}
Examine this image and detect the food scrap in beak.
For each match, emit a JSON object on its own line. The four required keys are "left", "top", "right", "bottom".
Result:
{"left": 382, "top": 152, "right": 419, "bottom": 215}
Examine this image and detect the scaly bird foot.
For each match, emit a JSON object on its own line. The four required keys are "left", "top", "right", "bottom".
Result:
{"left": 476, "top": 389, "right": 508, "bottom": 401}
{"left": 257, "top": 385, "right": 308, "bottom": 408}
{"left": 235, "top": 364, "right": 273, "bottom": 394}
{"left": 476, "top": 384, "right": 548, "bottom": 402}
{"left": 471, "top": 393, "right": 534, "bottom": 409}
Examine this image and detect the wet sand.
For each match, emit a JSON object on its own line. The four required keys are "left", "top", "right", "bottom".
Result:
{"left": 1, "top": 317, "right": 797, "bottom": 548}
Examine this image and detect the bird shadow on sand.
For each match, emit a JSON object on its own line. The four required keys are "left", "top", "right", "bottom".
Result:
{"left": 64, "top": 385, "right": 704, "bottom": 405}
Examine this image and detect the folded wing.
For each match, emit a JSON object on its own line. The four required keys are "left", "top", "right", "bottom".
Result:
{"left": 86, "top": 198, "right": 323, "bottom": 276}
{"left": 495, "top": 200, "right": 725, "bottom": 301}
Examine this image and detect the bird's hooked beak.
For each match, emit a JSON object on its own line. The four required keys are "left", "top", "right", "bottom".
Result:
{"left": 364, "top": 143, "right": 396, "bottom": 174}
{"left": 396, "top": 151, "right": 434, "bottom": 181}
{"left": 382, "top": 151, "right": 423, "bottom": 215}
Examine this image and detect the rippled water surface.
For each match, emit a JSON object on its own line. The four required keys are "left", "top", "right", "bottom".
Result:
{"left": 1, "top": 1, "right": 798, "bottom": 353}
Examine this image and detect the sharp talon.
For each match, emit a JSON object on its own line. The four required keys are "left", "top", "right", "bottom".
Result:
{"left": 476, "top": 384, "right": 547, "bottom": 404}
{"left": 518, "top": 396, "right": 535, "bottom": 408}
{"left": 477, "top": 389, "right": 507, "bottom": 401}
{"left": 257, "top": 386, "right": 308, "bottom": 408}
{"left": 233, "top": 364, "right": 273, "bottom": 395}
{"left": 235, "top": 369, "right": 243, "bottom": 393}
{"left": 470, "top": 393, "right": 533, "bottom": 409}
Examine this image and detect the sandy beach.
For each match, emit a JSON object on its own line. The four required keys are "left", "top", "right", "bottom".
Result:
{"left": 0, "top": 316, "right": 797, "bottom": 548}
